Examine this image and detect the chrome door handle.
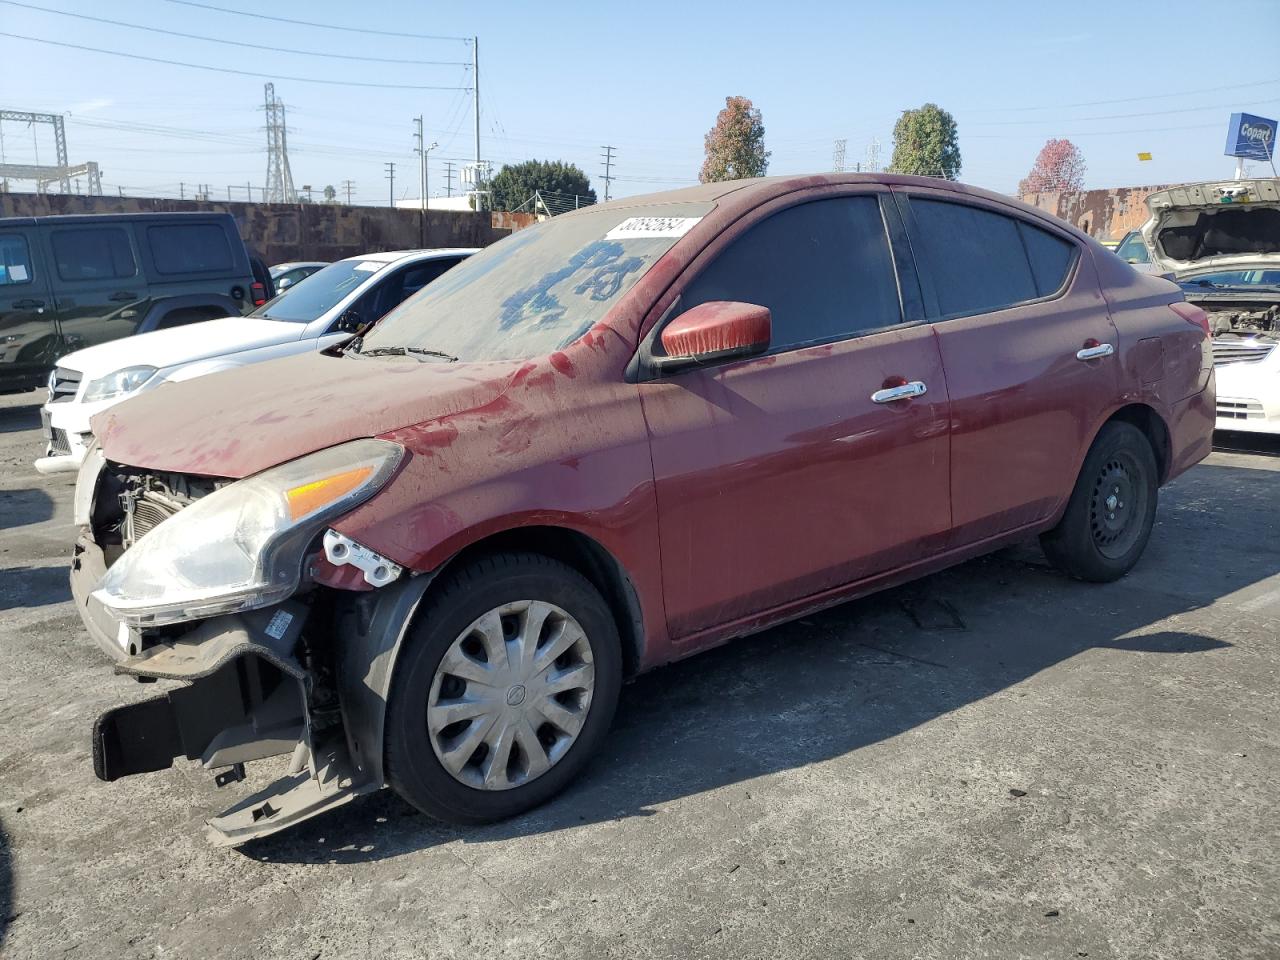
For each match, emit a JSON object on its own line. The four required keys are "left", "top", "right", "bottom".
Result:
{"left": 1076, "top": 343, "right": 1115, "bottom": 360}
{"left": 871, "top": 381, "right": 928, "bottom": 403}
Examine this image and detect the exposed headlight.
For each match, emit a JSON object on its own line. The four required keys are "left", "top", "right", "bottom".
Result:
{"left": 92, "top": 439, "right": 403, "bottom": 626}
{"left": 82, "top": 365, "right": 158, "bottom": 402}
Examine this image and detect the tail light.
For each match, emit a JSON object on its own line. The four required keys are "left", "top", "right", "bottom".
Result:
{"left": 251, "top": 281, "right": 267, "bottom": 307}
{"left": 1169, "top": 301, "right": 1209, "bottom": 338}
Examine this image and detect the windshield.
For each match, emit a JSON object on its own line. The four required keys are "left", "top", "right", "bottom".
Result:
{"left": 1180, "top": 269, "right": 1280, "bottom": 290}
{"left": 252, "top": 259, "right": 386, "bottom": 322}
{"left": 356, "top": 202, "right": 713, "bottom": 361}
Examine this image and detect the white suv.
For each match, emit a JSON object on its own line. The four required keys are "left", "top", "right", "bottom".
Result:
{"left": 37, "top": 248, "right": 474, "bottom": 473}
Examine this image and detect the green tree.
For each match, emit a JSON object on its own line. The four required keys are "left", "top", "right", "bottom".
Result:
{"left": 700, "top": 96, "right": 770, "bottom": 183}
{"left": 488, "top": 160, "right": 596, "bottom": 212}
{"left": 890, "top": 103, "right": 961, "bottom": 180}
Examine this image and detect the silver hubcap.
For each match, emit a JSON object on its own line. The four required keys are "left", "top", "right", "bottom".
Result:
{"left": 427, "top": 600, "right": 595, "bottom": 791}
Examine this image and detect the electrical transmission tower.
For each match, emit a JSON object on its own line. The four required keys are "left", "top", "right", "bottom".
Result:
{"left": 600, "top": 145, "right": 616, "bottom": 202}
{"left": 262, "top": 83, "right": 296, "bottom": 203}
{"left": 866, "top": 138, "right": 881, "bottom": 174}
{"left": 832, "top": 138, "right": 847, "bottom": 173}
{"left": 0, "top": 110, "right": 102, "bottom": 195}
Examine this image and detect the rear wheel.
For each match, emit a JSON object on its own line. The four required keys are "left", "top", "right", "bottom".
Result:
{"left": 1041, "top": 421, "right": 1158, "bottom": 582}
{"left": 384, "top": 553, "right": 622, "bottom": 824}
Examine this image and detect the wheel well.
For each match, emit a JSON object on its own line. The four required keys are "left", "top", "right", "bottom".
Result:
{"left": 1106, "top": 404, "right": 1171, "bottom": 483}
{"left": 439, "top": 527, "right": 645, "bottom": 678}
{"left": 154, "top": 305, "right": 226, "bottom": 330}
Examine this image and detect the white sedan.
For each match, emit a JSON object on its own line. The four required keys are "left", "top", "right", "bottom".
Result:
{"left": 37, "top": 248, "right": 474, "bottom": 473}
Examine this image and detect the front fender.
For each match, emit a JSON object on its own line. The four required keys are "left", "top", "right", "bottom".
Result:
{"left": 333, "top": 572, "right": 437, "bottom": 787}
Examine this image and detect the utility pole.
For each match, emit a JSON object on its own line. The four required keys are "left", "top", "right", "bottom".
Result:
{"left": 443, "top": 161, "right": 454, "bottom": 197}
{"left": 832, "top": 138, "right": 846, "bottom": 173}
{"left": 179, "top": 181, "right": 185, "bottom": 200}
{"left": 385, "top": 162, "right": 396, "bottom": 207}
{"left": 600, "top": 145, "right": 616, "bottom": 202}
{"left": 341, "top": 179, "right": 355, "bottom": 205}
{"left": 413, "top": 116, "right": 438, "bottom": 216}
{"left": 472, "top": 38, "right": 480, "bottom": 176}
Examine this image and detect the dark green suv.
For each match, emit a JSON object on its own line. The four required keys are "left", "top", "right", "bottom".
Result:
{"left": 0, "top": 212, "right": 266, "bottom": 394}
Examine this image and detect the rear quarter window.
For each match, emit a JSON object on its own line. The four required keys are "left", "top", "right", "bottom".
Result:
{"left": 1017, "top": 221, "right": 1077, "bottom": 295}
{"left": 146, "top": 223, "right": 236, "bottom": 275}
{"left": 51, "top": 227, "right": 136, "bottom": 281}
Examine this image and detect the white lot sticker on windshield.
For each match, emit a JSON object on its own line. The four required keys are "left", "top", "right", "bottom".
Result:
{"left": 353, "top": 261, "right": 382, "bottom": 272}
{"left": 604, "top": 216, "right": 702, "bottom": 240}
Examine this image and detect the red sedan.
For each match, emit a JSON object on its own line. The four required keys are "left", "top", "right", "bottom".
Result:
{"left": 74, "top": 174, "right": 1214, "bottom": 843}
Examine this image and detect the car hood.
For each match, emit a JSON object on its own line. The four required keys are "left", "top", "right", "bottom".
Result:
{"left": 59, "top": 317, "right": 308, "bottom": 378}
{"left": 94, "top": 350, "right": 521, "bottom": 478}
{"left": 1143, "top": 178, "right": 1280, "bottom": 275}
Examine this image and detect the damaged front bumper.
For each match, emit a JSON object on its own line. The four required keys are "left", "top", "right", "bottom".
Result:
{"left": 70, "top": 532, "right": 429, "bottom": 846}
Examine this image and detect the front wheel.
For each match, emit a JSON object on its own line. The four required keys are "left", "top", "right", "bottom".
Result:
{"left": 1041, "top": 421, "right": 1159, "bottom": 582}
{"left": 384, "top": 552, "right": 622, "bottom": 825}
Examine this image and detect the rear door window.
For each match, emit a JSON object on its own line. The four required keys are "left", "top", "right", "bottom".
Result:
{"left": 678, "top": 196, "right": 902, "bottom": 351}
{"left": 910, "top": 198, "right": 1072, "bottom": 317}
{"left": 0, "top": 233, "right": 34, "bottom": 285}
{"left": 146, "top": 223, "right": 235, "bottom": 275}
{"left": 50, "top": 227, "right": 137, "bottom": 281}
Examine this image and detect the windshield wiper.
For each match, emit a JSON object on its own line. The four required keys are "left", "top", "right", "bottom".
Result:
{"left": 352, "top": 345, "right": 459, "bottom": 362}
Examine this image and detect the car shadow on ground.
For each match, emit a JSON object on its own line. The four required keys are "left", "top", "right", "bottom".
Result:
{"left": 0, "top": 401, "right": 40, "bottom": 436}
{"left": 0, "top": 489, "right": 55, "bottom": 531}
{"left": 0, "top": 565, "right": 71, "bottom": 611}
{"left": 239, "top": 460, "right": 1272, "bottom": 867}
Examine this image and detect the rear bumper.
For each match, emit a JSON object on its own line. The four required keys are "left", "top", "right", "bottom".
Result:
{"left": 1167, "top": 383, "right": 1216, "bottom": 482}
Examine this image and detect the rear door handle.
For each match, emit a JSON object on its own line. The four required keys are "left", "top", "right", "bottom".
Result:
{"left": 109, "top": 291, "right": 137, "bottom": 301}
{"left": 871, "top": 381, "right": 928, "bottom": 403}
{"left": 12, "top": 299, "right": 44, "bottom": 309}
{"left": 1076, "top": 343, "right": 1115, "bottom": 361}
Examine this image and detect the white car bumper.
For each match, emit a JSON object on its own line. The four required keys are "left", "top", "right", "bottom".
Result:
{"left": 1214, "top": 357, "right": 1280, "bottom": 435}
{"left": 35, "top": 394, "right": 118, "bottom": 474}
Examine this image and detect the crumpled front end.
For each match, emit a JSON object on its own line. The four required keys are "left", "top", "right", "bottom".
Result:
{"left": 70, "top": 442, "right": 423, "bottom": 845}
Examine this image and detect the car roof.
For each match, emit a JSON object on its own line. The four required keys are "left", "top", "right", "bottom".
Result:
{"left": 566, "top": 173, "right": 1095, "bottom": 244}
{"left": 271, "top": 261, "right": 328, "bottom": 271}
{"left": 0, "top": 211, "right": 236, "bottom": 227}
{"left": 337, "top": 248, "right": 479, "bottom": 264}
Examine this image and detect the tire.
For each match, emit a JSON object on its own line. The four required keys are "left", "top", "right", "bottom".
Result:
{"left": 1041, "top": 421, "right": 1159, "bottom": 583}
{"left": 384, "top": 552, "right": 622, "bottom": 825}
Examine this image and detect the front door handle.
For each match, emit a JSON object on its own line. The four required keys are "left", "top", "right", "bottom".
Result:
{"left": 871, "top": 381, "right": 928, "bottom": 403}
{"left": 109, "top": 291, "right": 137, "bottom": 301}
{"left": 12, "top": 298, "right": 44, "bottom": 309}
{"left": 1076, "top": 342, "right": 1115, "bottom": 361}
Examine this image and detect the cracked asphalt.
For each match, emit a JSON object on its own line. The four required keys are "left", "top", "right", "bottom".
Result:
{"left": 0, "top": 390, "right": 1277, "bottom": 959}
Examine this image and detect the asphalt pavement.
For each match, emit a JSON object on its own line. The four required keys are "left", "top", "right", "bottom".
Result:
{"left": 0, "top": 390, "right": 1276, "bottom": 960}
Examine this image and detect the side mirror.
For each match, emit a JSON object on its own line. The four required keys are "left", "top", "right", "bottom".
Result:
{"left": 652, "top": 300, "right": 771, "bottom": 374}
{"left": 277, "top": 277, "right": 294, "bottom": 289}
{"left": 335, "top": 310, "right": 365, "bottom": 334}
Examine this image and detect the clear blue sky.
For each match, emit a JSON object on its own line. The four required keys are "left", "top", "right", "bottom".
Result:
{"left": 1, "top": 0, "right": 1278, "bottom": 205}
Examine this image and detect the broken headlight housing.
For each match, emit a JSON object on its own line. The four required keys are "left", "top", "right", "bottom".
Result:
{"left": 92, "top": 439, "right": 403, "bottom": 626}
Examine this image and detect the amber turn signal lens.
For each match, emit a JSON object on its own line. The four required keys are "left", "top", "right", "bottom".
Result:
{"left": 285, "top": 466, "right": 374, "bottom": 521}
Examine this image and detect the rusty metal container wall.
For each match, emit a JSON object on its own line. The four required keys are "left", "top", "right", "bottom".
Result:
{"left": 1018, "top": 183, "right": 1174, "bottom": 242}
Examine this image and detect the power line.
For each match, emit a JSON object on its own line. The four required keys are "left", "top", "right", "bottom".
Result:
{"left": 959, "top": 76, "right": 1280, "bottom": 114}
{"left": 0, "top": 1, "right": 469, "bottom": 65}
{"left": 967, "top": 98, "right": 1280, "bottom": 127}
{"left": 0, "top": 31, "right": 472, "bottom": 90}
{"left": 162, "top": 0, "right": 471, "bottom": 41}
